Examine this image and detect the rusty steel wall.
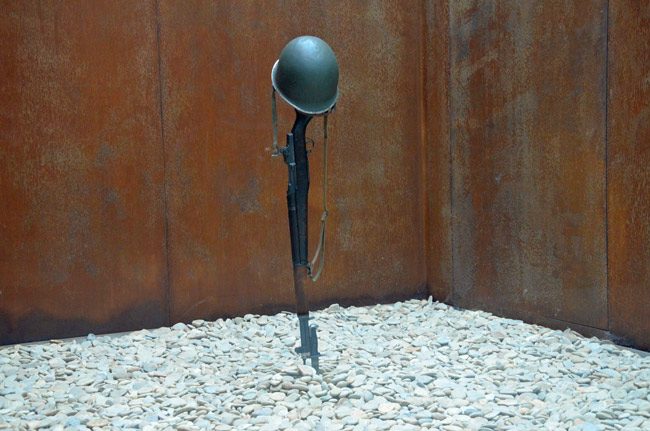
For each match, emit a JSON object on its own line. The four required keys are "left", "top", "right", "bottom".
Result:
{"left": 448, "top": 1, "right": 608, "bottom": 328}
{"left": 157, "top": 0, "right": 429, "bottom": 324}
{"left": 0, "top": 1, "right": 168, "bottom": 343}
{"left": 1, "top": 0, "right": 649, "bottom": 348}
{"left": 608, "top": 0, "right": 650, "bottom": 350}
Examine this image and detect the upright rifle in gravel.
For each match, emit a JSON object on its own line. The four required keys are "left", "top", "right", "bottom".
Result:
{"left": 270, "top": 36, "right": 339, "bottom": 373}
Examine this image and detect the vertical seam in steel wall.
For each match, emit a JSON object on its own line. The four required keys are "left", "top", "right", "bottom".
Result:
{"left": 419, "top": 0, "right": 430, "bottom": 295}
{"left": 604, "top": 0, "right": 610, "bottom": 331}
{"left": 447, "top": 0, "right": 455, "bottom": 303}
{"left": 154, "top": 0, "right": 172, "bottom": 326}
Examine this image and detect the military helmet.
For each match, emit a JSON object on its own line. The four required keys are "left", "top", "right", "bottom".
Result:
{"left": 272, "top": 36, "right": 339, "bottom": 115}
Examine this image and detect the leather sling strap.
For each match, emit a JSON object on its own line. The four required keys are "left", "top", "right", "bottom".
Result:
{"left": 308, "top": 114, "right": 329, "bottom": 282}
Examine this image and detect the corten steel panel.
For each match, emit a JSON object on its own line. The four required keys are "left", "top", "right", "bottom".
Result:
{"left": 423, "top": 0, "right": 452, "bottom": 302}
{"left": 449, "top": 1, "right": 608, "bottom": 328}
{"left": 158, "top": 0, "right": 427, "bottom": 323}
{"left": 608, "top": 1, "right": 650, "bottom": 350}
{"left": 0, "top": 1, "right": 168, "bottom": 343}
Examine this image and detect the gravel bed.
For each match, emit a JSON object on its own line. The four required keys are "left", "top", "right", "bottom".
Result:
{"left": 1, "top": 298, "right": 649, "bottom": 431}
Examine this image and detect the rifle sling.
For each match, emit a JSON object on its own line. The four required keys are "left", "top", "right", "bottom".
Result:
{"left": 309, "top": 115, "right": 328, "bottom": 282}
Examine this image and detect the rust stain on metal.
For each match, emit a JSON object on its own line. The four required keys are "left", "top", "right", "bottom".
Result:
{"left": 423, "top": 0, "right": 453, "bottom": 302}
{"left": 0, "top": 0, "right": 168, "bottom": 343}
{"left": 607, "top": 0, "right": 650, "bottom": 350}
{"left": 449, "top": 0, "right": 608, "bottom": 328}
{"left": 158, "top": 0, "right": 427, "bottom": 323}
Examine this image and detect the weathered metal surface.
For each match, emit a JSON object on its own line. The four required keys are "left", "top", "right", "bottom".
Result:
{"left": 6, "top": 0, "right": 643, "bottom": 348}
{"left": 158, "top": 0, "right": 428, "bottom": 323}
{"left": 607, "top": 0, "right": 650, "bottom": 350}
{"left": 449, "top": 0, "right": 608, "bottom": 328}
{"left": 423, "top": 0, "right": 453, "bottom": 302}
{"left": 0, "top": 1, "right": 168, "bottom": 343}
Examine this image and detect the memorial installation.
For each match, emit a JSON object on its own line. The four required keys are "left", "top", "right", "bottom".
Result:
{"left": 270, "top": 35, "right": 339, "bottom": 372}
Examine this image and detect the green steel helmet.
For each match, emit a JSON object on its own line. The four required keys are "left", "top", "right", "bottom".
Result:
{"left": 272, "top": 35, "right": 339, "bottom": 115}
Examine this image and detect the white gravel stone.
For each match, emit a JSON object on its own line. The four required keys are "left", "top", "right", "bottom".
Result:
{"left": 1, "top": 298, "right": 649, "bottom": 430}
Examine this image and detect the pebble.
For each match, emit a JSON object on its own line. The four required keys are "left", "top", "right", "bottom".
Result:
{"left": 378, "top": 402, "right": 400, "bottom": 413}
{"left": 415, "top": 375, "right": 433, "bottom": 386}
{"left": 1, "top": 298, "right": 648, "bottom": 430}
{"left": 269, "top": 392, "right": 286, "bottom": 401}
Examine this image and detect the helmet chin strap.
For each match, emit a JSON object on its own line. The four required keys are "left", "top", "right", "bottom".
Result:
{"left": 271, "top": 88, "right": 281, "bottom": 157}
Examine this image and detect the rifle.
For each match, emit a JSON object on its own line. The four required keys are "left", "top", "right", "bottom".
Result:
{"left": 279, "top": 111, "right": 321, "bottom": 372}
